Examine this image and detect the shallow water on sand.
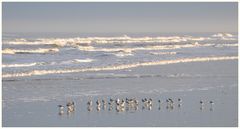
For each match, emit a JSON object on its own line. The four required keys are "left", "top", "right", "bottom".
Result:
{"left": 3, "top": 86, "right": 237, "bottom": 127}
{"left": 2, "top": 60, "right": 238, "bottom": 127}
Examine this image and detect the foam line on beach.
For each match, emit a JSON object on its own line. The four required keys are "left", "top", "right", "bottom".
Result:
{"left": 149, "top": 52, "right": 177, "bottom": 55}
{"left": 2, "top": 62, "right": 40, "bottom": 68}
{"left": 2, "top": 56, "right": 238, "bottom": 78}
{"left": 2, "top": 58, "right": 94, "bottom": 68}
{"left": 3, "top": 73, "right": 235, "bottom": 82}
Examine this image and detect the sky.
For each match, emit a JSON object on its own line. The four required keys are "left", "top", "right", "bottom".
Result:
{"left": 2, "top": 2, "right": 238, "bottom": 33}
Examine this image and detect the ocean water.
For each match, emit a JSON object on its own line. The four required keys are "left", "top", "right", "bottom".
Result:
{"left": 2, "top": 32, "right": 238, "bottom": 79}
{"left": 2, "top": 32, "right": 238, "bottom": 126}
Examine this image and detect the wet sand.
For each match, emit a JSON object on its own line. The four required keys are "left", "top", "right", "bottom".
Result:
{"left": 2, "top": 60, "right": 238, "bottom": 127}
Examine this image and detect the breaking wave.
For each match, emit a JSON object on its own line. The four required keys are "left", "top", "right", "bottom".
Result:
{"left": 211, "top": 33, "right": 237, "bottom": 40}
{"left": 2, "top": 42, "right": 237, "bottom": 55}
{"left": 2, "top": 62, "right": 41, "bottom": 68}
{"left": 2, "top": 56, "right": 237, "bottom": 78}
{"left": 149, "top": 51, "right": 177, "bottom": 55}
{"left": 2, "top": 48, "right": 59, "bottom": 54}
{"left": 214, "top": 43, "right": 238, "bottom": 47}
{"left": 3, "top": 33, "right": 237, "bottom": 47}
{"left": 77, "top": 42, "right": 214, "bottom": 52}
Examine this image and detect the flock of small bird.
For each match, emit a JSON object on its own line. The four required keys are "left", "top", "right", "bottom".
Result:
{"left": 58, "top": 101, "right": 75, "bottom": 115}
{"left": 58, "top": 98, "right": 214, "bottom": 115}
{"left": 200, "top": 100, "right": 214, "bottom": 111}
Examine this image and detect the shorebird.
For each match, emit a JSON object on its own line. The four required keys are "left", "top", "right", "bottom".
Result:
{"left": 209, "top": 101, "right": 214, "bottom": 105}
{"left": 142, "top": 98, "right": 147, "bottom": 103}
{"left": 120, "top": 99, "right": 125, "bottom": 107}
{"left": 148, "top": 98, "right": 153, "bottom": 106}
{"left": 102, "top": 99, "right": 107, "bottom": 110}
{"left": 108, "top": 99, "right": 114, "bottom": 111}
{"left": 115, "top": 98, "right": 120, "bottom": 105}
{"left": 67, "top": 101, "right": 74, "bottom": 107}
{"left": 157, "top": 100, "right": 161, "bottom": 110}
{"left": 126, "top": 98, "right": 132, "bottom": 108}
{"left": 102, "top": 99, "right": 107, "bottom": 109}
{"left": 96, "top": 99, "right": 101, "bottom": 107}
{"left": 166, "top": 98, "right": 173, "bottom": 107}
{"left": 126, "top": 98, "right": 134, "bottom": 105}
{"left": 166, "top": 98, "right": 172, "bottom": 104}
{"left": 58, "top": 105, "right": 64, "bottom": 115}
{"left": 109, "top": 98, "right": 114, "bottom": 106}
{"left": 58, "top": 105, "right": 64, "bottom": 110}
{"left": 166, "top": 98, "right": 174, "bottom": 109}
{"left": 110, "top": 98, "right": 114, "bottom": 103}
{"left": 177, "top": 98, "right": 182, "bottom": 108}
{"left": 143, "top": 99, "right": 148, "bottom": 107}
{"left": 167, "top": 98, "right": 170, "bottom": 102}
{"left": 166, "top": 99, "right": 169, "bottom": 106}
{"left": 66, "top": 101, "right": 75, "bottom": 112}
{"left": 178, "top": 98, "right": 182, "bottom": 103}
{"left": 87, "top": 100, "right": 93, "bottom": 106}
{"left": 134, "top": 99, "right": 139, "bottom": 105}
{"left": 209, "top": 101, "right": 214, "bottom": 110}
{"left": 200, "top": 100, "right": 204, "bottom": 110}
{"left": 126, "top": 98, "right": 129, "bottom": 102}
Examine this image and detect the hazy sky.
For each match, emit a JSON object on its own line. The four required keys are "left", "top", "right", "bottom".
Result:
{"left": 3, "top": 2, "right": 238, "bottom": 33}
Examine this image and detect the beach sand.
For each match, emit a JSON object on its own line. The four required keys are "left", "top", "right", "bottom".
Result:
{"left": 2, "top": 60, "right": 238, "bottom": 127}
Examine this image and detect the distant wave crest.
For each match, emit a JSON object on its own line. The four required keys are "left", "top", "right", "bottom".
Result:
{"left": 3, "top": 33, "right": 237, "bottom": 47}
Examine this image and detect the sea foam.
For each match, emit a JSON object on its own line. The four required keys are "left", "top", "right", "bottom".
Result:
{"left": 2, "top": 56, "right": 238, "bottom": 78}
{"left": 2, "top": 58, "right": 94, "bottom": 68}
{"left": 2, "top": 48, "right": 59, "bottom": 54}
{"left": 3, "top": 33, "right": 237, "bottom": 47}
